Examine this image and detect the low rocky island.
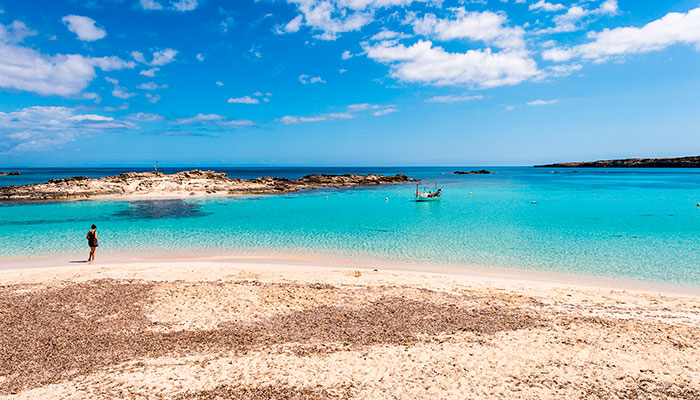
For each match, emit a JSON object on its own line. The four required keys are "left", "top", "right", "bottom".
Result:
{"left": 0, "top": 170, "right": 415, "bottom": 201}
{"left": 0, "top": 171, "right": 20, "bottom": 176}
{"left": 454, "top": 170, "right": 491, "bottom": 175}
{"left": 536, "top": 155, "right": 700, "bottom": 168}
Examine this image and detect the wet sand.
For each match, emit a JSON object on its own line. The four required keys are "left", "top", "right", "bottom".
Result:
{"left": 0, "top": 258, "right": 699, "bottom": 399}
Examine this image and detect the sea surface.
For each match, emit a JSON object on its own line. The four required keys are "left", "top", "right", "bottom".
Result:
{"left": 1, "top": 167, "right": 699, "bottom": 287}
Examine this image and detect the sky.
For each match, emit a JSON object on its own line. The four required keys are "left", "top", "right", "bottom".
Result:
{"left": 0, "top": 0, "right": 699, "bottom": 166}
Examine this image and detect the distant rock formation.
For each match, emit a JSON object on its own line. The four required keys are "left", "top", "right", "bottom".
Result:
{"left": 0, "top": 171, "right": 20, "bottom": 176}
{"left": 535, "top": 156, "right": 700, "bottom": 168}
{"left": 454, "top": 170, "right": 491, "bottom": 175}
{"left": 0, "top": 170, "right": 416, "bottom": 201}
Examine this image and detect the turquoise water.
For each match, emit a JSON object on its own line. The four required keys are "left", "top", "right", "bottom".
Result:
{"left": 1, "top": 167, "right": 699, "bottom": 287}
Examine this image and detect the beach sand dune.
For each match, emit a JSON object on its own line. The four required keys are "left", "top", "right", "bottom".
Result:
{"left": 0, "top": 260, "right": 698, "bottom": 399}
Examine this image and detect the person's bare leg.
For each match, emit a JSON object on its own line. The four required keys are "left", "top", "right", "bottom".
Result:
{"left": 89, "top": 247, "right": 95, "bottom": 263}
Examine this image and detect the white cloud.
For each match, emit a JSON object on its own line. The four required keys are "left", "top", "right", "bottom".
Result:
{"left": 0, "top": 22, "right": 134, "bottom": 96}
{"left": 284, "top": 15, "right": 303, "bottom": 33}
{"left": 373, "top": 107, "right": 398, "bottom": 116}
{"left": 150, "top": 48, "right": 178, "bottom": 66}
{"left": 172, "top": 0, "right": 198, "bottom": 11}
{"left": 410, "top": 8, "right": 526, "bottom": 50}
{"left": 139, "top": 0, "right": 163, "bottom": 10}
{"left": 145, "top": 93, "right": 161, "bottom": 103}
{"left": 543, "top": 6, "right": 700, "bottom": 62}
{"left": 341, "top": 50, "right": 353, "bottom": 59}
{"left": 176, "top": 113, "right": 225, "bottom": 124}
{"left": 140, "top": 67, "right": 159, "bottom": 77}
{"left": 425, "top": 94, "right": 484, "bottom": 103}
{"left": 227, "top": 95, "right": 260, "bottom": 104}
{"left": 537, "top": 0, "right": 619, "bottom": 34}
{"left": 106, "top": 77, "right": 135, "bottom": 99}
{"left": 299, "top": 73, "right": 326, "bottom": 84}
{"left": 216, "top": 81, "right": 224, "bottom": 86}
{"left": 0, "top": 106, "right": 136, "bottom": 153}
{"left": 0, "top": 20, "right": 37, "bottom": 43}
{"left": 131, "top": 51, "right": 146, "bottom": 63}
{"left": 137, "top": 82, "right": 168, "bottom": 90}
{"left": 62, "top": 15, "right": 106, "bottom": 41}
{"left": 127, "top": 112, "right": 164, "bottom": 121}
{"left": 219, "top": 119, "right": 256, "bottom": 127}
{"left": 365, "top": 39, "right": 539, "bottom": 88}
{"left": 527, "top": 98, "right": 559, "bottom": 106}
{"left": 279, "top": 115, "right": 328, "bottom": 124}
{"left": 370, "top": 29, "right": 412, "bottom": 41}
{"left": 196, "top": 53, "right": 204, "bottom": 62}
{"left": 279, "top": 102, "right": 397, "bottom": 124}
{"left": 284, "top": 0, "right": 373, "bottom": 40}
{"left": 529, "top": 0, "right": 565, "bottom": 12}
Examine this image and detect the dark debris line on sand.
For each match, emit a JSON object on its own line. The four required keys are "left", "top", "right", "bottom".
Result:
{"left": 0, "top": 279, "right": 542, "bottom": 395}
{"left": 175, "top": 383, "right": 355, "bottom": 400}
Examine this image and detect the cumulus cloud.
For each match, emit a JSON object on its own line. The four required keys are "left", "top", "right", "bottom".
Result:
{"left": 0, "top": 21, "right": 134, "bottom": 96}
{"left": 0, "top": 106, "right": 136, "bottom": 153}
{"left": 106, "top": 77, "right": 135, "bottom": 99}
{"left": 137, "top": 82, "right": 168, "bottom": 90}
{"left": 298, "top": 74, "right": 326, "bottom": 84}
{"left": 370, "top": 29, "right": 412, "bottom": 41}
{"left": 227, "top": 95, "right": 260, "bottom": 104}
{"left": 62, "top": 15, "right": 106, "bottom": 41}
{"left": 529, "top": 0, "right": 565, "bottom": 12}
{"left": 364, "top": 39, "right": 539, "bottom": 88}
{"left": 140, "top": 67, "right": 159, "bottom": 77}
{"left": 127, "top": 112, "right": 164, "bottom": 121}
{"left": 138, "top": 0, "right": 163, "bottom": 10}
{"left": 219, "top": 119, "right": 256, "bottom": 127}
{"left": 150, "top": 48, "right": 178, "bottom": 65}
{"left": 0, "top": 20, "right": 37, "bottom": 43}
{"left": 543, "top": 6, "right": 700, "bottom": 62}
{"left": 527, "top": 98, "right": 559, "bottom": 106}
{"left": 284, "top": 0, "right": 374, "bottom": 40}
{"left": 537, "top": 0, "right": 619, "bottom": 34}
{"left": 145, "top": 93, "right": 161, "bottom": 103}
{"left": 425, "top": 94, "right": 484, "bottom": 103}
{"left": 409, "top": 8, "right": 526, "bottom": 50}
{"left": 172, "top": 0, "right": 198, "bottom": 11}
{"left": 279, "top": 102, "right": 397, "bottom": 124}
{"left": 196, "top": 53, "right": 204, "bottom": 61}
{"left": 176, "top": 113, "right": 225, "bottom": 124}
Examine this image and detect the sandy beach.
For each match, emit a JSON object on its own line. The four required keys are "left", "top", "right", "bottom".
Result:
{"left": 0, "top": 256, "right": 698, "bottom": 399}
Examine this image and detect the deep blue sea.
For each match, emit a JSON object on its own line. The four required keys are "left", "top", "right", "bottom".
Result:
{"left": 1, "top": 167, "right": 699, "bottom": 287}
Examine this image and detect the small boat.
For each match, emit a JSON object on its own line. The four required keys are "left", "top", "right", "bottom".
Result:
{"left": 415, "top": 182, "right": 442, "bottom": 202}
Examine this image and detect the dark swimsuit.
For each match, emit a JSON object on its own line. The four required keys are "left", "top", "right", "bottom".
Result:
{"left": 87, "top": 231, "right": 98, "bottom": 247}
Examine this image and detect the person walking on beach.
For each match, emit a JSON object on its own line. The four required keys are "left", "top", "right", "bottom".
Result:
{"left": 87, "top": 224, "right": 98, "bottom": 263}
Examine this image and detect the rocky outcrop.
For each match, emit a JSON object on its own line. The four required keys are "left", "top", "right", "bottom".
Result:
{"left": 535, "top": 156, "right": 700, "bottom": 168}
{"left": 0, "top": 170, "right": 416, "bottom": 201}
{"left": 454, "top": 170, "right": 491, "bottom": 175}
{"left": 0, "top": 171, "right": 20, "bottom": 176}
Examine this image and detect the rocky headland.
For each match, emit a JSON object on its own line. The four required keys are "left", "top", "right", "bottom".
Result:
{"left": 0, "top": 171, "right": 20, "bottom": 176}
{"left": 536, "top": 155, "right": 700, "bottom": 168}
{"left": 0, "top": 170, "right": 415, "bottom": 201}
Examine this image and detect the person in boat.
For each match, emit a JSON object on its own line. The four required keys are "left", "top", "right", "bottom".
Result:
{"left": 87, "top": 224, "right": 98, "bottom": 263}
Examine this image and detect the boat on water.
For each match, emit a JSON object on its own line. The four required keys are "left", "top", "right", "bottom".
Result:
{"left": 415, "top": 182, "right": 442, "bottom": 202}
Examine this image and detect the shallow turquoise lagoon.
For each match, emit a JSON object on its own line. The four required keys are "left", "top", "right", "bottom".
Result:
{"left": 1, "top": 167, "right": 699, "bottom": 286}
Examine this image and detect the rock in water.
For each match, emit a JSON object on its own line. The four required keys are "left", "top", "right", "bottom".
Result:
{"left": 0, "top": 170, "right": 416, "bottom": 201}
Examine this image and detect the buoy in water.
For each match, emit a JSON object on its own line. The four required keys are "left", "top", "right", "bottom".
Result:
{"left": 469, "top": 192, "right": 472, "bottom": 196}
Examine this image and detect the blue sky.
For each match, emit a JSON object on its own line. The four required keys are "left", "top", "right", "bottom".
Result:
{"left": 0, "top": 0, "right": 699, "bottom": 166}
